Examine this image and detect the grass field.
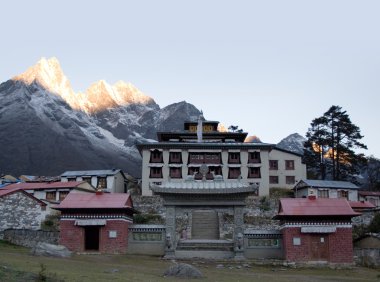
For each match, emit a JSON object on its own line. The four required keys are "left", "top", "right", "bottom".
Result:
{"left": 0, "top": 240, "right": 379, "bottom": 282}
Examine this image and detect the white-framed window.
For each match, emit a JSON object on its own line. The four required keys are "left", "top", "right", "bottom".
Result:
{"left": 109, "top": 230, "right": 117, "bottom": 238}
{"left": 293, "top": 237, "right": 301, "bottom": 246}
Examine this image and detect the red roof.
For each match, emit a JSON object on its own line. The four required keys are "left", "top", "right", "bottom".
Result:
{"left": 359, "top": 191, "right": 380, "bottom": 197}
{"left": 4, "top": 181, "right": 85, "bottom": 191}
{"left": 275, "top": 198, "right": 359, "bottom": 218}
{"left": 349, "top": 201, "right": 376, "bottom": 209}
{"left": 55, "top": 192, "right": 132, "bottom": 209}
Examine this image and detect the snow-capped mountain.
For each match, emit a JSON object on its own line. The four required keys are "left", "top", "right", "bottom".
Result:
{"left": 276, "top": 133, "right": 306, "bottom": 155}
{"left": 0, "top": 57, "right": 201, "bottom": 177}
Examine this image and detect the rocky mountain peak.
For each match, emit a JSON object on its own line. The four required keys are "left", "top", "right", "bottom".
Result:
{"left": 13, "top": 57, "right": 71, "bottom": 93}
{"left": 276, "top": 133, "right": 306, "bottom": 154}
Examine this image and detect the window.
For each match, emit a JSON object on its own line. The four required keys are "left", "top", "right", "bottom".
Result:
{"left": 188, "top": 153, "right": 221, "bottom": 164}
{"left": 188, "top": 167, "right": 199, "bottom": 176}
{"left": 338, "top": 190, "right": 349, "bottom": 199}
{"left": 293, "top": 237, "right": 301, "bottom": 246}
{"left": 248, "top": 152, "right": 261, "bottom": 163}
{"left": 208, "top": 166, "right": 222, "bottom": 176}
{"left": 59, "top": 191, "right": 69, "bottom": 201}
{"left": 286, "top": 176, "right": 295, "bottom": 185}
{"left": 97, "top": 177, "right": 107, "bottom": 189}
{"left": 169, "top": 152, "right": 182, "bottom": 163}
{"left": 169, "top": 167, "right": 182, "bottom": 178}
{"left": 82, "top": 177, "right": 91, "bottom": 184}
{"left": 269, "top": 160, "right": 278, "bottom": 170}
{"left": 46, "top": 191, "right": 56, "bottom": 201}
{"left": 285, "top": 160, "right": 295, "bottom": 170}
{"left": 150, "top": 149, "right": 163, "bottom": 163}
{"left": 67, "top": 178, "right": 76, "bottom": 182}
{"left": 150, "top": 167, "right": 163, "bottom": 178}
{"left": 228, "top": 167, "right": 241, "bottom": 179}
{"left": 248, "top": 167, "right": 261, "bottom": 178}
{"left": 228, "top": 152, "right": 241, "bottom": 164}
{"left": 269, "top": 176, "right": 279, "bottom": 184}
{"left": 318, "top": 189, "right": 329, "bottom": 198}
{"left": 109, "top": 231, "right": 117, "bottom": 238}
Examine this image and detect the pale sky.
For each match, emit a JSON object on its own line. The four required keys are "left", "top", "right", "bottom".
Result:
{"left": 1, "top": 0, "right": 379, "bottom": 157}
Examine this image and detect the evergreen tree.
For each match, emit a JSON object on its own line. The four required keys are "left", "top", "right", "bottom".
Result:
{"left": 304, "top": 105, "right": 367, "bottom": 180}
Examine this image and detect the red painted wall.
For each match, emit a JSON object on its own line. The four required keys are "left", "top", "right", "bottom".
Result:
{"left": 59, "top": 219, "right": 129, "bottom": 254}
{"left": 282, "top": 227, "right": 353, "bottom": 264}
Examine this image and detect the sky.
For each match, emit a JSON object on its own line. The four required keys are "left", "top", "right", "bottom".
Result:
{"left": 1, "top": 0, "right": 379, "bottom": 157}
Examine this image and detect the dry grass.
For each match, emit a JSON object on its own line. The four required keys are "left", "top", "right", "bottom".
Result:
{"left": 0, "top": 240, "right": 380, "bottom": 282}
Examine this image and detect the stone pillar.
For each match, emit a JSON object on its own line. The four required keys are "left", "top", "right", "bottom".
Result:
{"left": 234, "top": 206, "right": 245, "bottom": 260}
{"left": 165, "top": 206, "right": 176, "bottom": 258}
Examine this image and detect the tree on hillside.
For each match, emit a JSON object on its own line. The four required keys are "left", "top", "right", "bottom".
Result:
{"left": 304, "top": 105, "right": 367, "bottom": 180}
{"left": 365, "top": 156, "right": 380, "bottom": 190}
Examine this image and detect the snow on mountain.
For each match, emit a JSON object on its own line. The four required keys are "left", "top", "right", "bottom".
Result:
{"left": 0, "top": 57, "right": 202, "bottom": 177}
{"left": 276, "top": 133, "right": 306, "bottom": 155}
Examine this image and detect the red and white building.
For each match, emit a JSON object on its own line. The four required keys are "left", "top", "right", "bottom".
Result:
{"left": 274, "top": 197, "right": 359, "bottom": 264}
{"left": 54, "top": 192, "right": 135, "bottom": 254}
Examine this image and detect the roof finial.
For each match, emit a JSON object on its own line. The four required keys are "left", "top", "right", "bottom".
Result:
{"left": 197, "top": 113, "right": 203, "bottom": 143}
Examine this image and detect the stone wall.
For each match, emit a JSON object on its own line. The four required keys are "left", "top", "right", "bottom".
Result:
{"left": 127, "top": 224, "right": 165, "bottom": 256}
{"left": 3, "top": 229, "right": 58, "bottom": 247}
{"left": 131, "top": 195, "right": 281, "bottom": 233}
{"left": 354, "top": 248, "right": 380, "bottom": 267}
{"left": 0, "top": 191, "right": 47, "bottom": 231}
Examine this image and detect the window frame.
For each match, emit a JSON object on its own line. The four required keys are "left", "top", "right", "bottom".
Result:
{"left": 269, "top": 160, "right": 278, "bottom": 170}
{"left": 150, "top": 167, "right": 163, "bottom": 178}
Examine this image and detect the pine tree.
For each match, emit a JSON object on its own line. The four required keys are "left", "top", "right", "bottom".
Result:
{"left": 304, "top": 105, "right": 367, "bottom": 180}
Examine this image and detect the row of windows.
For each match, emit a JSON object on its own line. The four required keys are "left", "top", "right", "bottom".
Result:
{"left": 150, "top": 151, "right": 262, "bottom": 164}
{"left": 269, "top": 175, "right": 296, "bottom": 185}
{"left": 45, "top": 191, "right": 69, "bottom": 201}
{"left": 150, "top": 167, "right": 261, "bottom": 179}
{"left": 269, "top": 160, "right": 295, "bottom": 170}
{"left": 317, "top": 189, "right": 349, "bottom": 199}
{"left": 67, "top": 177, "right": 107, "bottom": 188}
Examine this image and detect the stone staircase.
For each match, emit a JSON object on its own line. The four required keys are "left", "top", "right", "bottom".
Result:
{"left": 175, "top": 239, "right": 235, "bottom": 259}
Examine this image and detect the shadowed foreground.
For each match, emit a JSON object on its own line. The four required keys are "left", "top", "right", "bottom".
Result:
{"left": 0, "top": 241, "right": 379, "bottom": 282}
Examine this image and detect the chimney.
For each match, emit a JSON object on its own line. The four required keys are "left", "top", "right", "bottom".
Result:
{"left": 308, "top": 189, "right": 316, "bottom": 200}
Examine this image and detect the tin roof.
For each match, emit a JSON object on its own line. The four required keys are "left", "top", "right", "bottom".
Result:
{"left": 150, "top": 178, "right": 257, "bottom": 195}
{"left": 60, "top": 169, "right": 124, "bottom": 177}
{"left": 294, "top": 179, "right": 359, "bottom": 190}
{"left": 4, "top": 181, "right": 86, "bottom": 191}
{"left": 359, "top": 191, "right": 380, "bottom": 197}
{"left": 55, "top": 192, "right": 132, "bottom": 209}
{"left": 275, "top": 198, "right": 359, "bottom": 218}
{"left": 349, "top": 201, "right": 376, "bottom": 210}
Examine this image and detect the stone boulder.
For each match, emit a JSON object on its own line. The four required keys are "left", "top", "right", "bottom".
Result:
{"left": 31, "top": 242, "right": 72, "bottom": 258}
{"left": 164, "top": 263, "right": 203, "bottom": 279}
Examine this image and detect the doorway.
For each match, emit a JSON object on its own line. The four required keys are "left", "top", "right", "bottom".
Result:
{"left": 85, "top": 226, "right": 100, "bottom": 250}
{"left": 310, "top": 234, "right": 329, "bottom": 261}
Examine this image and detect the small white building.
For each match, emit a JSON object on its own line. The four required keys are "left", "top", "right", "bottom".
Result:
{"left": 293, "top": 179, "right": 359, "bottom": 201}
{"left": 60, "top": 169, "right": 128, "bottom": 193}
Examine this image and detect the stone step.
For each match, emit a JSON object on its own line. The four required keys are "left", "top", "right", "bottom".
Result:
{"left": 177, "top": 240, "right": 234, "bottom": 251}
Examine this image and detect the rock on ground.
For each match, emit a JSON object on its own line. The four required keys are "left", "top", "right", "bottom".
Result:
{"left": 31, "top": 242, "right": 72, "bottom": 258}
{"left": 164, "top": 263, "right": 203, "bottom": 279}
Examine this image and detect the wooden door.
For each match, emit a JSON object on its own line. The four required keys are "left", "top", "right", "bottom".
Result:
{"left": 310, "top": 235, "right": 329, "bottom": 261}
